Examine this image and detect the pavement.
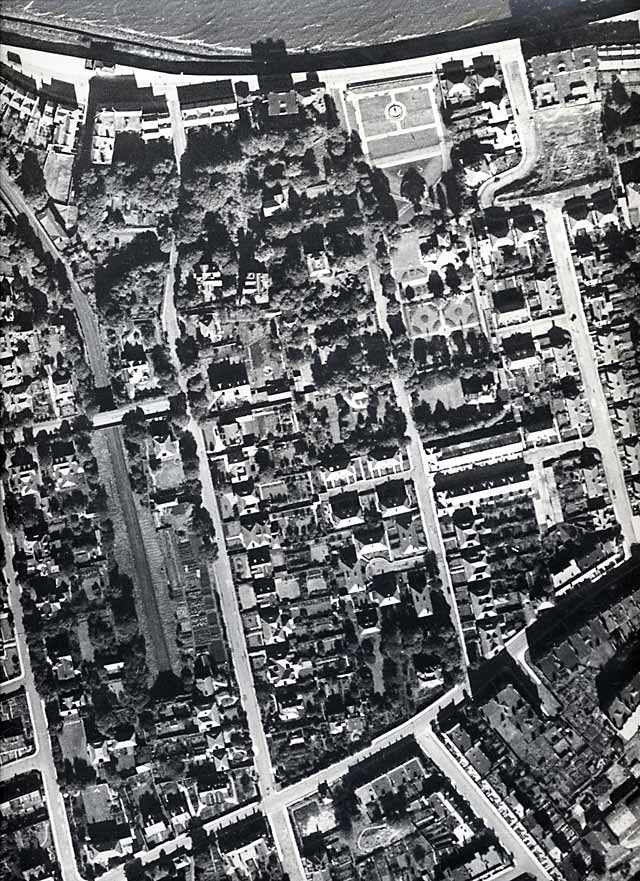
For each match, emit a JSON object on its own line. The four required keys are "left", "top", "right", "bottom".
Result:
{"left": 540, "top": 203, "right": 639, "bottom": 551}
{"left": 0, "top": 169, "right": 110, "bottom": 390}
{"left": 478, "top": 51, "right": 536, "bottom": 210}
{"left": 368, "top": 256, "right": 471, "bottom": 679}
{"left": 416, "top": 728, "right": 555, "bottom": 881}
{"left": 164, "top": 85, "right": 187, "bottom": 170}
{"left": 0, "top": 488, "right": 83, "bottom": 881}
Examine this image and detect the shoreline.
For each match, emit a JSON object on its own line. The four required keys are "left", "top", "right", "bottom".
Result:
{"left": 1, "top": 1, "right": 639, "bottom": 76}
{"left": 2, "top": 8, "right": 494, "bottom": 57}
{"left": 1, "top": 1, "right": 507, "bottom": 56}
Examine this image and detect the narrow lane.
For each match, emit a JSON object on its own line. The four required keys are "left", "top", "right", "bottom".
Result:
{"left": 164, "top": 85, "right": 187, "bottom": 170}
{"left": 392, "top": 375, "right": 472, "bottom": 677}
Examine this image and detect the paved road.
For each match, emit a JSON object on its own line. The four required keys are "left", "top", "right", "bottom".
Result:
{"left": 161, "top": 246, "right": 294, "bottom": 868}
{"left": 91, "top": 397, "right": 170, "bottom": 428}
{"left": 0, "top": 170, "right": 110, "bottom": 389}
{"left": 98, "top": 802, "right": 260, "bottom": 881}
{"left": 268, "top": 805, "right": 307, "bottom": 881}
{"left": 478, "top": 50, "right": 536, "bottom": 210}
{"left": 163, "top": 242, "right": 274, "bottom": 794}
{"left": 392, "top": 374, "right": 472, "bottom": 677}
{"left": 367, "top": 257, "right": 471, "bottom": 679}
{"left": 264, "top": 683, "right": 466, "bottom": 814}
{"left": 416, "top": 728, "right": 555, "bottom": 881}
{"left": 0, "top": 488, "right": 83, "bottom": 881}
{"left": 198, "top": 439, "right": 277, "bottom": 797}
{"left": 164, "top": 85, "right": 187, "bottom": 170}
{"left": 540, "top": 204, "right": 638, "bottom": 551}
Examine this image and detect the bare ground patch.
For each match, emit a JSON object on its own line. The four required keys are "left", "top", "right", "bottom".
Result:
{"left": 511, "top": 103, "right": 611, "bottom": 197}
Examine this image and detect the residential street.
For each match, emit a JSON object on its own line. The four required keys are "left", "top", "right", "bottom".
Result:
{"left": 162, "top": 243, "right": 275, "bottom": 797}
{"left": 416, "top": 728, "right": 554, "bottom": 881}
{"left": 478, "top": 50, "right": 536, "bottom": 209}
{"left": 162, "top": 248, "right": 294, "bottom": 870}
{"left": 0, "top": 169, "right": 110, "bottom": 389}
{"left": 542, "top": 202, "right": 639, "bottom": 550}
{"left": 367, "top": 256, "right": 471, "bottom": 679}
{"left": 0, "top": 488, "right": 83, "bottom": 881}
{"left": 264, "top": 683, "right": 466, "bottom": 814}
{"left": 392, "top": 374, "right": 472, "bottom": 677}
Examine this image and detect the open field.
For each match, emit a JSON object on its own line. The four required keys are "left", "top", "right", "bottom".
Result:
{"left": 511, "top": 103, "right": 610, "bottom": 197}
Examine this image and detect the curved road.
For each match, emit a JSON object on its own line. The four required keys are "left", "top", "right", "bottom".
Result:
{"left": 1, "top": 168, "right": 174, "bottom": 875}
{"left": 478, "top": 51, "right": 536, "bottom": 210}
{"left": 0, "top": 169, "right": 110, "bottom": 389}
{"left": 0, "top": 49, "right": 571, "bottom": 879}
{"left": 1, "top": 168, "right": 173, "bottom": 674}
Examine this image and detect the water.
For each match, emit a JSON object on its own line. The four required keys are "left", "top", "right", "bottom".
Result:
{"left": 5, "top": 0, "right": 513, "bottom": 53}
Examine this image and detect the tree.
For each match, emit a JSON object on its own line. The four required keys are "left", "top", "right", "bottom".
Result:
{"left": 382, "top": 657, "right": 398, "bottom": 680}
{"left": 124, "top": 859, "right": 145, "bottom": 881}
{"left": 18, "top": 150, "right": 45, "bottom": 196}
{"left": 413, "top": 337, "right": 427, "bottom": 365}
{"left": 604, "top": 224, "right": 631, "bottom": 263}
{"left": 400, "top": 166, "right": 426, "bottom": 207}
{"left": 324, "top": 94, "right": 339, "bottom": 128}
{"left": 302, "top": 148, "right": 319, "bottom": 176}
{"left": 433, "top": 400, "right": 447, "bottom": 423}
{"left": 189, "top": 818, "right": 209, "bottom": 854}
{"left": 444, "top": 263, "right": 460, "bottom": 290}
{"left": 255, "top": 447, "right": 272, "bottom": 470}
{"left": 30, "top": 286, "right": 49, "bottom": 322}
{"left": 150, "top": 345, "right": 173, "bottom": 378}
{"left": 611, "top": 76, "right": 629, "bottom": 108}
{"left": 427, "top": 270, "right": 444, "bottom": 297}
{"left": 176, "top": 335, "right": 199, "bottom": 366}
{"left": 179, "top": 430, "right": 198, "bottom": 465}
{"left": 122, "top": 407, "right": 147, "bottom": 440}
